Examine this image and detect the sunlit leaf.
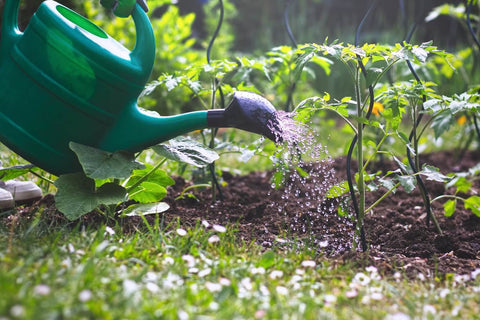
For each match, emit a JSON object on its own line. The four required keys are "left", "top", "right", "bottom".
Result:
{"left": 464, "top": 196, "right": 480, "bottom": 217}
{"left": 121, "top": 202, "right": 170, "bottom": 217}
{"left": 152, "top": 137, "right": 219, "bottom": 167}
{"left": 443, "top": 199, "right": 456, "bottom": 217}
{"left": 420, "top": 165, "right": 450, "bottom": 182}
{"left": 0, "top": 165, "right": 36, "bottom": 181}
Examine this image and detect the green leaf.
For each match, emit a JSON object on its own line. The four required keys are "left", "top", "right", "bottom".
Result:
{"left": 125, "top": 166, "right": 175, "bottom": 203}
{"left": 121, "top": 202, "right": 170, "bottom": 217}
{"left": 129, "top": 181, "right": 168, "bottom": 203}
{"left": 464, "top": 196, "right": 480, "bottom": 217}
{"left": 443, "top": 199, "right": 456, "bottom": 217}
{"left": 378, "top": 178, "right": 396, "bottom": 192}
{"left": 54, "top": 173, "right": 126, "bottom": 220}
{"left": 430, "top": 110, "right": 454, "bottom": 139}
{"left": 0, "top": 164, "right": 36, "bottom": 180}
{"left": 447, "top": 176, "right": 472, "bottom": 194}
{"left": 152, "top": 137, "right": 219, "bottom": 168}
{"left": 326, "top": 181, "right": 349, "bottom": 198}
{"left": 420, "top": 165, "right": 450, "bottom": 182}
{"left": 69, "top": 142, "right": 145, "bottom": 179}
{"left": 396, "top": 175, "right": 416, "bottom": 193}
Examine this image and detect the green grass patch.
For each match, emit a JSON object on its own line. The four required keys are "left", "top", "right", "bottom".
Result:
{"left": 1, "top": 216, "right": 480, "bottom": 319}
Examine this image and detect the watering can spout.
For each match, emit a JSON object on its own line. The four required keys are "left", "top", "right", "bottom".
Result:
{"left": 100, "top": 91, "right": 283, "bottom": 154}
{"left": 207, "top": 91, "right": 283, "bottom": 143}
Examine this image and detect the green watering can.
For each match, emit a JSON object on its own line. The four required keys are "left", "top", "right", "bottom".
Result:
{"left": 0, "top": 0, "right": 281, "bottom": 176}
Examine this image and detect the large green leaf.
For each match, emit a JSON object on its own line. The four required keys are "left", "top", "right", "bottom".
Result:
{"left": 69, "top": 142, "right": 145, "bottom": 179}
{"left": 54, "top": 173, "right": 126, "bottom": 220}
{"left": 152, "top": 137, "right": 219, "bottom": 167}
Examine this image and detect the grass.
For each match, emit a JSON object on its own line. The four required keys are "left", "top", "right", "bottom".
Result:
{"left": 1, "top": 214, "right": 480, "bottom": 320}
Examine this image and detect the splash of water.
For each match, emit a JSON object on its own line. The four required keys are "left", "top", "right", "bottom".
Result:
{"left": 268, "top": 111, "right": 354, "bottom": 252}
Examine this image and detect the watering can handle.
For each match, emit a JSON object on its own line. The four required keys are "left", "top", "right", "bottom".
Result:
{"left": 1, "top": 0, "right": 22, "bottom": 54}
{"left": 99, "top": 0, "right": 155, "bottom": 72}
{"left": 129, "top": 2, "right": 156, "bottom": 75}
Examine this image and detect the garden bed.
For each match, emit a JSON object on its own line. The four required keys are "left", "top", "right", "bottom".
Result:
{"left": 13, "top": 149, "right": 480, "bottom": 277}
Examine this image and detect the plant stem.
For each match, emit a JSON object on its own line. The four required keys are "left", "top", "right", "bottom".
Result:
{"left": 355, "top": 68, "right": 366, "bottom": 251}
{"left": 125, "top": 158, "right": 167, "bottom": 193}
{"left": 365, "top": 182, "right": 401, "bottom": 213}
{"left": 175, "top": 184, "right": 211, "bottom": 200}
{"left": 29, "top": 170, "right": 55, "bottom": 185}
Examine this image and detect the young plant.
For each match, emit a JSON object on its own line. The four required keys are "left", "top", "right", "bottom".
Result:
{"left": 431, "top": 163, "right": 480, "bottom": 218}
{"left": 53, "top": 138, "right": 218, "bottom": 221}
{"left": 293, "top": 40, "right": 450, "bottom": 250}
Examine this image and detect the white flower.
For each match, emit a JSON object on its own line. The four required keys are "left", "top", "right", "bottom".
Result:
{"left": 198, "top": 268, "right": 211, "bottom": 278}
{"left": 104, "top": 226, "right": 115, "bottom": 236}
{"left": 417, "top": 273, "right": 426, "bottom": 281}
{"left": 182, "top": 255, "right": 196, "bottom": 267}
{"left": 177, "top": 310, "right": 189, "bottom": 320}
{"left": 240, "top": 277, "right": 253, "bottom": 291}
{"left": 301, "top": 260, "right": 316, "bottom": 268}
{"left": 385, "top": 312, "right": 411, "bottom": 320}
{"left": 145, "top": 282, "right": 160, "bottom": 293}
{"left": 319, "top": 240, "right": 329, "bottom": 248}
{"left": 423, "top": 304, "right": 436, "bottom": 316}
{"left": 269, "top": 270, "right": 284, "bottom": 279}
{"left": 454, "top": 274, "right": 470, "bottom": 283}
{"left": 251, "top": 267, "right": 266, "bottom": 275}
{"left": 123, "top": 279, "right": 139, "bottom": 296}
{"left": 345, "top": 289, "right": 358, "bottom": 298}
{"left": 163, "top": 256, "right": 175, "bottom": 265}
{"left": 212, "top": 278, "right": 227, "bottom": 287}
{"left": 213, "top": 224, "right": 227, "bottom": 233}
{"left": 370, "top": 291, "right": 384, "bottom": 300}
{"left": 78, "top": 289, "right": 93, "bottom": 302}
{"left": 324, "top": 294, "right": 337, "bottom": 306}
{"left": 208, "top": 235, "right": 220, "bottom": 243}
{"left": 33, "top": 284, "right": 51, "bottom": 296}
{"left": 163, "top": 273, "right": 184, "bottom": 289}
{"left": 176, "top": 228, "right": 187, "bottom": 236}
{"left": 144, "top": 272, "right": 158, "bottom": 282}
{"left": 365, "top": 266, "right": 378, "bottom": 274}
{"left": 276, "top": 286, "right": 288, "bottom": 295}
{"left": 439, "top": 288, "right": 450, "bottom": 298}
{"left": 205, "top": 281, "right": 222, "bottom": 292}
{"left": 209, "top": 301, "right": 219, "bottom": 311}
{"left": 353, "top": 272, "right": 370, "bottom": 286}
{"left": 202, "top": 220, "right": 210, "bottom": 228}
{"left": 471, "top": 268, "right": 480, "bottom": 280}
{"left": 10, "top": 305, "right": 25, "bottom": 318}
{"left": 188, "top": 267, "right": 199, "bottom": 274}
{"left": 61, "top": 257, "right": 72, "bottom": 269}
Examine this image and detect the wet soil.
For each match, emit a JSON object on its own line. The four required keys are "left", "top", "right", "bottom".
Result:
{"left": 8, "top": 150, "right": 480, "bottom": 277}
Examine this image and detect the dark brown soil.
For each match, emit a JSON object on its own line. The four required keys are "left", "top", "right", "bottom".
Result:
{"left": 7, "top": 150, "right": 480, "bottom": 277}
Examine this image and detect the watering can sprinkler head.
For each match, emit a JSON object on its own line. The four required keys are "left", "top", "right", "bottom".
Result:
{"left": 207, "top": 92, "right": 283, "bottom": 143}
